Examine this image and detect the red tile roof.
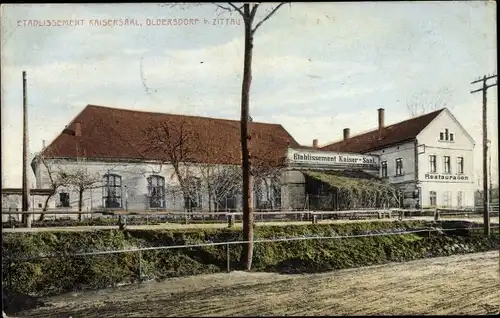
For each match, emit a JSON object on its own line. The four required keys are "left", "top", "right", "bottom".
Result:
{"left": 321, "top": 109, "right": 445, "bottom": 153}
{"left": 40, "top": 105, "right": 300, "bottom": 167}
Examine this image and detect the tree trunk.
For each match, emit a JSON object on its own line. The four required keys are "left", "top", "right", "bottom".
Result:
{"left": 240, "top": 8, "right": 255, "bottom": 271}
{"left": 208, "top": 184, "right": 212, "bottom": 213}
{"left": 38, "top": 193, "right": 53, "bottom": 221}
{"left": 78, "top": 189, "right": 83, "bottom": 221}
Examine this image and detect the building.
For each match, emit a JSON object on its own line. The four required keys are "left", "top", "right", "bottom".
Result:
{"left": 31, "top": 104, "right": 299, "bottom": 212}
{"left": 280, "top": 147, "right": 396, "bottom": 210}
{"left": 320, "top": 108, "right": 476, "bottom": 208}
{"left": 1, "top": 188, "right": 53, "bottom": 221}
{"left": 30, "top": 104, "right": 475, "bottom": 213}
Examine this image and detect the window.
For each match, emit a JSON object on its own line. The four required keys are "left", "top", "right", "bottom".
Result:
{"left": 147, "top": 175, "right": 165, "bottom": 208}
{"left": 103, "top": 174, "right": 122, "bottom": 208}
{"left": 185, "top": 176, "right": 202, "bottom": 211}
{"left": 439, "top": 129, "right": 454, "bottom": 142}
{"left": 59, "top": 192, "right": 70, "bottom": 207}
{"left": 381, "top": 161, "right": 388, "bottom": 178}
{"left": 429, "top": 191, "right": 437, "bottom": 206}
{"left": 444, "top": 156, "right": 451, "bottom": 173}
{"left": 429, "top": 155, "right": 437, "bottom": 173}
{"left": 457, "top": 157, "right": 464, "bottom": 174}
{"left": 395, "top": 158, "right": 403, "bottom": 176}
{"left": 457, "top": 191, "right": 464, "bottom": 207}
{"left": 443, "top": 191, "right": 452, "bottom": 207}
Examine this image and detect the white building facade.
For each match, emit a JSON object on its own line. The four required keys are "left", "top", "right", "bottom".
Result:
{"left": 415, "top": 110, "right": 475, "bottom": 208}
{"left": 322, "top": 108, "right": 476, "bottom": 208}
{"left": 32, "top": 158, "right": 282, "bottom": 212}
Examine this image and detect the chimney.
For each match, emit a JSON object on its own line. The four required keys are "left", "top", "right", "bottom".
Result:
{"left": 75, "top": 122, "right": 82, "bottom": 137}
{"left": 312, "top": 139, "right": 318, "bottom": 148}
{"left": 343, "top": 128, "right": 350, "bottom": 140}
{"left": 377, "top": 108, "right": 385, "bottom": 133}
{"left": 42, "top": 140, "right": 46, "bottom": 149}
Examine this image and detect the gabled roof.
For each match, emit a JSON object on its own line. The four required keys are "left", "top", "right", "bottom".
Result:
{"left": 39, "top": 104, "right": 300, "bottom": 167}
{"left": 321, "top": 108, "right": 446, "bottom": 153}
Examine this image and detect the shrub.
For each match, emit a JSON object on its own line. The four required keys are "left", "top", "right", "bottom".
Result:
{"left": 2, "top": 220, "right": 498, "bottom": 296}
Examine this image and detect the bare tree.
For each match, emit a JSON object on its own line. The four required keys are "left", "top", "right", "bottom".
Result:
{"left": 198, "top": 164, "right": 242, "bottom": 213}
{"left": 59, "top": 164, "right": 101, "bottom": 221}
{"left": 33, "top": 151, "right": 67, "bottom": 221}
{"left": 406, "top": 87, "right": 454, "bottom": 117}
{"left": 143, "top": 119, "right": 202, "bottom": 211}
{"left": 215, "top": 1, "right": 287, "bottom": 271}
{"left": 251, "top": 148, "right": 285, "bottom": 211}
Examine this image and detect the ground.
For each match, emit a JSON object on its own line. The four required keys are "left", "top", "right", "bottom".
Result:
{"left": 10, "top": 251, "right": 500, "bottom": 317}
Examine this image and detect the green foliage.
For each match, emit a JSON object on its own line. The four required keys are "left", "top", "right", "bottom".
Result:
{"left": 2, "top": 221, "right": 498, "bottom": 297}
{"left": 304, "top": 171, "right": 399, "bottom": 208}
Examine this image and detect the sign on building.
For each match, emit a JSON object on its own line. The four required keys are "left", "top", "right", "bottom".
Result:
{"left": 424, "top": 174, "right": 470, "bottom": 182}
{"left": 286, "top": 148, "right": 379, "bottom": 170}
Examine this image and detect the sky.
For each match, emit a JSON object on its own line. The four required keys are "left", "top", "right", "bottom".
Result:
{"left": 1, "top": 2, "right": 498, "bottom": 188}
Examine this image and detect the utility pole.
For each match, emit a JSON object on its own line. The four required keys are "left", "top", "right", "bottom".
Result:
{"left": 488, "top": 141, "right": 492, "bottom": 206}
{"left": 471, "top": 73, "right": 497, "bottom": 236}
{"left": 22, "top": 71, "right": 31, "bottom": 228}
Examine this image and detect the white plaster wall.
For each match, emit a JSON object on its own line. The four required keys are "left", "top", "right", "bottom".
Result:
{"left": 1, "top": 194, "right": 49, "bottom": 221}
{"left": 420, "top": 182, "right": 474, "bottom": 208}
{"left": 367, "top": 141, "right": 416, "bottom": 184}
{"left": 416, "top": 109, "right": 476, "bottom": 207}
{"left": 32, "top": 158, "right": 278, "bottom": 212}
{"left": 33, "top": 159, "right": 205, "bottom": 211}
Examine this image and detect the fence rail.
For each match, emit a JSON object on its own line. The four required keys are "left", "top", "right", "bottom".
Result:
{"left": 3, "top": 207, "right": 498, "bottom": 216}
{"left": 2, "top": 207, "right": 498, "bottom": 230}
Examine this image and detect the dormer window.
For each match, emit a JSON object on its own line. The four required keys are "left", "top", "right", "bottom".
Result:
{"left": 439, "top": 129, "right": 454, "bottom": 142}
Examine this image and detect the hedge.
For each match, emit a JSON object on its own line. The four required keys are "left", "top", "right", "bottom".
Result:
{"left": 2, "top": 220, "right": 498, "bottom": 297}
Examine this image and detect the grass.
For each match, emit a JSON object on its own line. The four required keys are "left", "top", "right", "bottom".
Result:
{"left": 2, "top": 220, "right": 499, "bottom": 297}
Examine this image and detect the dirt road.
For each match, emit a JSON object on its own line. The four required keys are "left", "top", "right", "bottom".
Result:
{"left": 10, "top": 251, "right": 500, "bottom": 317}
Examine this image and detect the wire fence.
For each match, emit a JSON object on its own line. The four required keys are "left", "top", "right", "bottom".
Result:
{"left": 3, "top": 224, "right": 499, "bottom": 272}
{"left": 3, "top": 224, "right": 499, "bottom": 296}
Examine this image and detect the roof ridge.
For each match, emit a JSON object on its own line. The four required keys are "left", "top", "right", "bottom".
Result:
{"left": 323, "top": 108, "right": 446, "bottom": 147}
{"left": 85, "top": 104, "right": 282, "bottom": 126}
{"left": 38, "top": 104, "right": 300, "bottom": 165}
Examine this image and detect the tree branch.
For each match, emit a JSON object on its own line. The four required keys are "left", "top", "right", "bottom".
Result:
{"left": 251, "top": 2, "right": 286, "bottom": 35}
{"left": 228, "top": 2, "right": 245, "bottom": 16}
{"left": 250, "top": 3, "right": 260, "bottom": 20}
{"left": 213, "top": 2, "right": 244, "bottom": 17}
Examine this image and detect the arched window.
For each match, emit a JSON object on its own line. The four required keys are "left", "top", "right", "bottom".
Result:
{"left": 103, "top": 174, "right": 122, "bottom": 208}
{"left": 147, "top": 175, "right": 165, "bottom": 208}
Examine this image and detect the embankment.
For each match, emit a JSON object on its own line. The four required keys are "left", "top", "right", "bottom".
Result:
{"left": 2, "top": 220, "right": 498, "bottom": 297}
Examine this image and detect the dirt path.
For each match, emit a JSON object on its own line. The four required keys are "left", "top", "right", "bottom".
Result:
{"left": 10, "top": 251, "right": 500, "bottom": 317}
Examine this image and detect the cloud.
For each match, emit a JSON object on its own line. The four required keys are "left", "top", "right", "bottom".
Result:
{"left": 1, "top": 2, "right": 498, "bottom": 189}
